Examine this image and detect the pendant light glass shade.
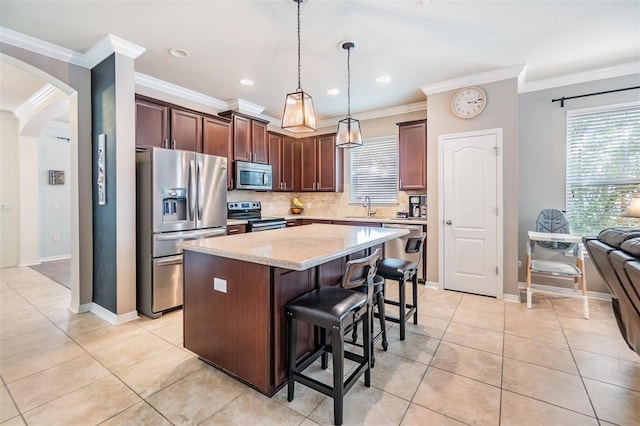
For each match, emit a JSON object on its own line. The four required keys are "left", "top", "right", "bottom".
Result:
{"left": 282, "top": 0, "right": 316, "bottom": 133}
{"left": 336, "top": 41, "right": 363, "bottom": 148}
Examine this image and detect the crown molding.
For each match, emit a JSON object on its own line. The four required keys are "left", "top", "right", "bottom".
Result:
{"left": 226, "top": 98, "right": 266, "bottom": 116}
{"left": 134, "top": 72, "right": 228, "bottom": 110}
{"left": 421, "top": 64, "right": 527, "bottom": 95}
{"left": 316, "top": 101, "right": 427, "bottom": 129}
{"left": 14, "top": 83, "right": 59, "bottom": 120}
{"left": 520, "top": 61, "right": 640, "bottom": 93}
{"left": 84, "top": 34, "right": 145, "bottom": 68}
{"left": 0, "top": 26, "right": 87, "bottom": 67}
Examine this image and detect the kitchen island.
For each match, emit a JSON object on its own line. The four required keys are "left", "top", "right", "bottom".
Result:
{"left": 177, "top": 223, "right": 408, "bottom": 396}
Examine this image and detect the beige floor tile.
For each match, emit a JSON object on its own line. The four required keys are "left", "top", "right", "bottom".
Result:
{"left": 146, "top": 366, "right": 247, "bottom": 425}
{"left": 73, "top": 321, "right": 148, "bottom": 354}
{"left": 500, "top": 390, "right": 598, "bottom": 426}
{"left": 7, "top": 355, "right": 109, "bottom": 412}
{"left": 0, "top": 385, "right": 19, "bottom": 422}
{"left": 563, "top": 328, "right": 640, "bottom": 362}
{"left": 100, "top": 401, "right": 172, "bottom": 426}
{"left": 23, "top": 375, "right": 140, "bottom": 426}
{"left": 385, "top": 329, "right": 440, "bottom": 365}
{"left": 502, "top": 357, "right": 593, "bottom": 415}
{"left": 430, "top": 341, "right": 502, "bottom": 387}
{"left": 503, "top": 333, "right": 578, "bottom": 374}
{"left": 92, "top": 330, "right": 174, "bottom": 372}
{"left": 54, "top": 311, "right": 111, "bottom": 337}
{"left": 364, "top": 350, "right": 428, "bottom": 400}
{"left": 504, "top": 315, "right": 568, "bottom": 346}
{"left": 442, "top": 322, "right": 503, "bottom": 355}
{"left": 458, "top": 293, "right": 506, "bottom": 315}
{"left": 573, "top": 350, "right": 640, "bottom": 391}
{"left": 418, "top": 300, "right": 456, "bottom": 321}
{"left": 412, "top": 367, "right": 500, "bottom": 425}
{"left": 272, "top": 378, "right": 326, "bottom": 417}
{"left": 584, "top": 378, "right": 640, "bottom": 425}
{"left": 201, "top": 389, "right": 305, "bottom": 425}
{"left": 1, "top": 415, "right": 25, "bottom": 426}
{"left": 0, "top": 310, "right": 52, "bottom": 340}
{"left": 0, "top": 325, "right": 69, "bottom": 359}
{"left": 395, "top": 313, "right": 449, "bottom": 339}
{"left": 505, "top": 302, "right": 560, "bottom": 327}
{"left": 557, "top": 314, "right": 621, "bottom": 336}
{"left": 419, "top": 288, "right": 463, "bottom": 309}
{"left": 309, "top": 382, "right": 409, "bottom": 426}
{"left": 0, "top": 338, "right": 85, "bottom": 383}
{"left": 116, "top": 347, "right": 205, "bottom": 398}
{"left": 135, "top": 309, "right": 183, "bottom": 332}
{"left": 451, "top": 306, "right": 505, "bottom": 332}
{"left": 149, "top": 316, "right": 183, "bottom": 346}
{"left": 400, "top": 403, "right": 466, "bottom": 425}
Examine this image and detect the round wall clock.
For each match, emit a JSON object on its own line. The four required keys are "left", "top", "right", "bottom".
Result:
{"left": 451, "top": 86, "right": 487, "bottom": 119}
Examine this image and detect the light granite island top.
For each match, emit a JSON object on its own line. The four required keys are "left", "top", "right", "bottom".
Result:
{"left": 177, "top": 223, "right": 409, "bottom": 270}
{"left": 177, "top": 223, "right": 410, "bottom": 396}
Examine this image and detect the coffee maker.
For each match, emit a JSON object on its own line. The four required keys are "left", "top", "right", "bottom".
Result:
{"left": 409, "top": 195, "right": 427, "bottom": 218}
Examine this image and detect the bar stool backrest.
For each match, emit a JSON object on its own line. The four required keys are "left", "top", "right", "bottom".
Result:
{"left": 342, "top": 248, "right": 382, "bottom": 290}
{"left": 404, "top": 232, "right": 427, "bottom": 256}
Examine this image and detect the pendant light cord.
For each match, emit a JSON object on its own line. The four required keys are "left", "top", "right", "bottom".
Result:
{"left": 346, "top": 46, "right": 351, "bottom": 117}
{"left": 297, "top": 0, "right": 302, "bottom": 91}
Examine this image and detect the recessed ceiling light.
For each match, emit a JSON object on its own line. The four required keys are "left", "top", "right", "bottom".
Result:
{"left": 168, "top": 48, "right": 189, "bottom": 58}
{"left": 376, "top": 75, "right": 391, "bottom": 83}
{"left": 326, "top": 88, "right": 339, "bottom": 95}
{"left": 240, "top": 79, "right": 254, "bottom": 86}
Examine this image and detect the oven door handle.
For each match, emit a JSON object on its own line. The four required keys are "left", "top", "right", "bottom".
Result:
{"left": 156, "top": 255, "right": 183, "bottom": 266}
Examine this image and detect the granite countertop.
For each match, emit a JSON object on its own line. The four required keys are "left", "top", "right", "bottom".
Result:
{"left": 178, "top": 223, "right": 409, "bottom": 271}
{"left": 226, "top": 215, "right": 427, "bottom": 226}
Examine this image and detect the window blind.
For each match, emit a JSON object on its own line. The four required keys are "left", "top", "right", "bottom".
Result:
{"left": 349, "top": 135, "right": 398, "bottom": 204}
{"left": 566, "top": 102, "right": 640, "bottom": 235}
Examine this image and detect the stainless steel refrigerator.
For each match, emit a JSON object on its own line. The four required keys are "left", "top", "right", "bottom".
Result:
{"left": 136, "top": 147, "right": 227, "bottom": 318}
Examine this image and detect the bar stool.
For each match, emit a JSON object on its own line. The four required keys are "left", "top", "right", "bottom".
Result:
{"left": 286, "top": 248, "right": 381, "bottom": 426}
{"left": 378, "top": 233, "right": 426, "bottom": 340}
{"left": 350, "top": 274, "right": 388, "bottom": 367}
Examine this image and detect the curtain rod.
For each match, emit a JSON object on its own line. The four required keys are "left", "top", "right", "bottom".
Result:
{"left": 551, "top": 86, "right": 640, "bottom": 107}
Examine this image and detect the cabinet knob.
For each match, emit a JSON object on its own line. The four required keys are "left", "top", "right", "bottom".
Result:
{"left": 445, "top": 220, "right": 452, "bottom": 225}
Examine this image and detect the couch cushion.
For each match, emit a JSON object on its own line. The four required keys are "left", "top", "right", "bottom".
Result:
{"left": 598, "top": 228, "right": 640, "bottom": 248}
{"left": 621, "top": 237, "right": 640, "bottom": 257}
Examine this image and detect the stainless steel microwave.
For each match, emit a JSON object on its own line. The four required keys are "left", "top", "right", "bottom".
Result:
{"left": 235, "top": 161, "right": 272, "bottom": 190}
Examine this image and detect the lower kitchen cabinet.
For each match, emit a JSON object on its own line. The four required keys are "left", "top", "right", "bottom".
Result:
{"left": 226, "top": 224, "right": 246, "bottom": 235}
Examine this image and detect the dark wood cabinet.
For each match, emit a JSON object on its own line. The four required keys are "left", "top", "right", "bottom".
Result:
{"left": 397, "top": 120, "right": 427, "bottom": 190}
{"left": 299, "top": 134, "right": 343, "bottom": 192}
{"left": 203, "top": 116, "right": 232, "bottom": 188}
{"left": 135, "top": 98, "right": 169, "bottom": 149}
{"left": 268, "top": 132, "right": 296, "bottom": 192}
{"left": 171, "top": 109, "right": 202, "bottom": 152}
{"left": 226, "top": 224, "right": 246, "bottom": 235}
{"left": 219, "top": 111, "right": 269, "bottom": 164}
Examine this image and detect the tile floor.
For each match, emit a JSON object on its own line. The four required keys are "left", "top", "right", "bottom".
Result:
{"left": 1, "top": 266, "right": 639, "bottom": 425}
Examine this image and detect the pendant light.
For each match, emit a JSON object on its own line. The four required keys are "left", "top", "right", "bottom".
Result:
{"left": 336, "top": 41, "right": 363, "bottom": 148}
{"left": 281, "top": 0, "right": 316, "bottom": 132}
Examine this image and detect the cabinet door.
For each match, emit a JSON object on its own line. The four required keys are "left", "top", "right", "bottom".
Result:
{"left": 268, "top": 132, "right": 283, "bottom": 191}
{"left": 232, "top": 115, "right": 252, "bottom": 162}
{"left": 316, "top": 134, "right": 339, "bottom": 191}
{"left": 135, "top": 99, "right": 169, "bottom": 149}
{"left": 252, "top": 120, "right": 268, "bottom": 164}
{"left": 171, "top": 109, "right": 202, "bottom": 152}
{"left": 398, "top": 121, "right": 427, "bottom": 190}
{"left": 281, "top": 137, "right": 296, "bottom": 192}
{"left": 203, "top": 117, "right": 232, "bottom": 188}
{"left": 299, "top": 137, "right": 317, "bottom": 191}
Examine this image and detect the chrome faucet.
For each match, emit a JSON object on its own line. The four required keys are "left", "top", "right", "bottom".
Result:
{"left": 363, "top": 196, "right": 377, "bottom": 217}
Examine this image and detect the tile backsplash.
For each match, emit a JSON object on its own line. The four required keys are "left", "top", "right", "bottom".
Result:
{"left": 227, "top": 187, "right": 422, "bottom": 219}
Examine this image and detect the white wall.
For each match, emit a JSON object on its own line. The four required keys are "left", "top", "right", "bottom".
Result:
{"left": 0, "top": 111, "right": 20, "bottom": 267}
{"left": 38, "top": 123, "right": 71, "bottom": 260}
{"left": 518, "top": 73, "right": 640, "bottom": 293}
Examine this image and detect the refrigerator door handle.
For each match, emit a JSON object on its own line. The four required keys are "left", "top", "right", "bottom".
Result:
{"left": 156, "top": 255, "right": 183, "bottom": 266}
{"left": 189, "top": 160, "right": 196, "bottom": 220}
{"left": 197, "top": 160, "right": 204, "bottom": 219}
{"left": 156, "top": 228, "right": 226, "bottom": 241}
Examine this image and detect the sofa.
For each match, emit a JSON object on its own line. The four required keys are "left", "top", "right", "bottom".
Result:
{"left": 583, "top": 227, "right": 640, "bottom": 355}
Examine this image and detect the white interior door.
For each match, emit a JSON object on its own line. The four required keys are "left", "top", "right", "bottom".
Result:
{"left": 440, "top": 129, "right": 502, "bottom": 297}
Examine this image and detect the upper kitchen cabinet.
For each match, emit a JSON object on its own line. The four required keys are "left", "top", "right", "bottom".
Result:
{"left": 299, "top": 134, "right": 343, "bottom": 192}
{"left": 135, "top": 97, "right": 169, "bottom": 149}
{"left": 268, "top": 132, "right": 296, "bottom": 192}
{"left": 397, "top": 120, "right": 427, "bottom": 190}
{"left": 171, "top": 109, "right": 202, "bottom": 152}
{"left": 219, "top": 111, "right": 269, "bottom": 164}
{"left": 203, "top": 115, "right": 233, "bottom": 189}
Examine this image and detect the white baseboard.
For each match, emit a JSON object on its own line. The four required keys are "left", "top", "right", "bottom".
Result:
{"left": 516, "top": 281, "right": 612, "bottom": 301}
{"left": 18, "top": 259, "right": 41, "bottom": 267}
{"left": 89, "top": 303, "right": 139, "bottom": 325}
{"left": 39, "top": 254, "right": 71, "bottom": 262}
{"left": 426, "top": 280, "right": 521, "bottom": 302}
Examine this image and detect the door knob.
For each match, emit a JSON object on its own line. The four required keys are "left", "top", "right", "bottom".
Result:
{"left": 445, "top": 220, "right": 452, "bottom": 225}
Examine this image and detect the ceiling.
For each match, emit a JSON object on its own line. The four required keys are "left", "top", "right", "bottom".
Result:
{"left": 1, "top": 0, "right": 639, "bottom": 122}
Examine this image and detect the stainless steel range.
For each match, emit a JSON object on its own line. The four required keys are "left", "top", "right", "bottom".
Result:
{"left": 227, "top": 201, "right": 286, "bottom": 232}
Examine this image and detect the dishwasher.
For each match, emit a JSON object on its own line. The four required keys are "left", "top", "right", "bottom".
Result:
{"left": 382, "top": 223, "right": 425, "bottom": 282}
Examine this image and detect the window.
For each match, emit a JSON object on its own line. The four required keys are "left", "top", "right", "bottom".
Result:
{"left": 566, "top": 102, "right": 640, "bottom": 235}
{"left": 349, "top": 135, "right": 398, "bottom": 204}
